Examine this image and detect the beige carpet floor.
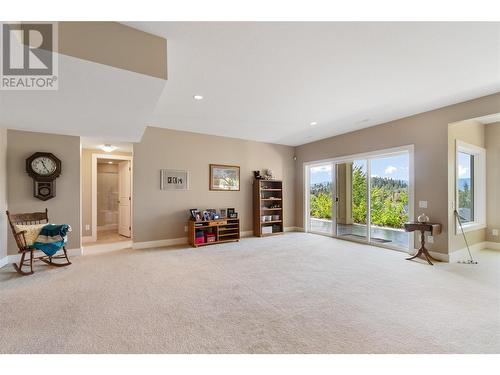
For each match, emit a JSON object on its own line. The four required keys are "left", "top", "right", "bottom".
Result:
{"left": 0, "top": 233, "right": 499, "bottom": 354}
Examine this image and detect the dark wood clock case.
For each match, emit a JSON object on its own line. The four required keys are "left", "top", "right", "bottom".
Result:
{"left": 26, "top": 152, "right": 62, "bottom": 201}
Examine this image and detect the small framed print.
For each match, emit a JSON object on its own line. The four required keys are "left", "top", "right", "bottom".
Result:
{"left": 160, "top": 169, "right": 189, "bottom": 191}
{"left": 202, "top": 210, "right": 211, "bottom": 221}
{"left": 209, "top": 164, "right": 240, "bottom": 191}
{"left": 219, "top": 209, "right": 227, "bottom": 218}
{"left": 190, "top": 209, "right": 201, "bottom": 221}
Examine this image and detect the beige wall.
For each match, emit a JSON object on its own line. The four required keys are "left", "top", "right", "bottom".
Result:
{"left": 0, "top": 129, "right": 7, "bottom": 261}
{"left": 447, "top": 120, "right": 486, "bottom": 252}
{"left": 295, "top": 93, "right": 500, "bottom": 255}
{"left": 133, "top": 127, "right": 296, "bottom": 243}
{"left": 6, "top": 130, "right": 81, "bottom": 255}
{"left": 486, "top": 122, "right": 500, "bottom": 243}
{"left": 81, "top": 149, "right": 132, "bottom": 237}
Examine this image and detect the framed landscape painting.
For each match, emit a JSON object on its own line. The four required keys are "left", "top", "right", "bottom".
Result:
{"left": 210, "top": 164, "right": 240, "bottom": 191}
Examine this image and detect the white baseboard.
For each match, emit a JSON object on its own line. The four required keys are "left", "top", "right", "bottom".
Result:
{"left": 485, "top": 241, "right": 500, "bottom": 250}
{"left": 133, "top": 237, "right": 188, "bottom": 250}
{"left": 6, "top": 247, "right": 82, "bottom": 264}
{"left": 82, "top": 241, "right": 132, "bottom": 254}
{"left": 449, "top": 241, "right": 487, "bottom": 263}
{"left": 407, "top": 248, "right": 449, "bottom": 262}
{"left": 429, "top": 251, "right": 449, "bottom": 262}
{"left": 97, "top": 224, "right": 118, "bottom": 231}
{"left": 133, "top": 228, "right": 304, "bottom": 250}
{"left": 285, "top": 226, "right": 303, "bottom": 232}
{"left": 0, "top": 255, "right": 8, "bottom": 268}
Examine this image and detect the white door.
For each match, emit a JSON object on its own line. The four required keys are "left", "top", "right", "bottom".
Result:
{"left": 118, "top": 160, "right": 131, "bottom": 237}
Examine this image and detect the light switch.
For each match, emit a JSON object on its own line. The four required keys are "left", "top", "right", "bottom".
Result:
{"left": 427, "top": 235, "right": 434, "bottom": 243}
{"left": 419, "top": 201, "right": 428, "bottom": 209}
{"left": 85, "top": 224, "right": 90, "bottom": 231}
{"left": 493, "top": 229, "right": 499, "bottom": 236}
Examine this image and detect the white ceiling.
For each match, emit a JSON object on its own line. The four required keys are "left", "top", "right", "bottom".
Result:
{"left": 1, "top": 22, "right": 500, "bottom": 147}
{"left": 124, "top": 22, "right": 500, "bottom": 146}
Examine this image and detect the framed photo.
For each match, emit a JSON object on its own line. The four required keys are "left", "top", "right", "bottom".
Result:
{"left": 219, "top": 209, "right": 227, "bottom": 218}
{"left": 207, "top": 209, "right": 217, "bottom": 220}
{"left": 160, "top": 169, "right": 189, "bottom": 190}
{"left": 189, "top": 209, "right": 200, "bottom": 221}
{"left": 202, "top": 210, "right": 211, "bottom": 221}
{"left": 209, "top": 164, "right": 240, "bottom": 191}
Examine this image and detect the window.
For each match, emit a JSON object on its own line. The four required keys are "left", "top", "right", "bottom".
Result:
{"left": 457, "top": 152, "right": 474, "bottom": 223}
{"left": 456, "top": 141, "right": 486, "bottom": 232}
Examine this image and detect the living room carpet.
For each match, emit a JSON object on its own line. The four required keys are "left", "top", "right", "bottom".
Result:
{"left": 0, "top": 233, "right": 498, "bottom": 353}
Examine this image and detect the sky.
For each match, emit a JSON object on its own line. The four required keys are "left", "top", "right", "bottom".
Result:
{"left": 310, "top": 154, "right": 409, "bottom": 185}
{"left": 458, "top": 152, "right": 472, "bottom": 179}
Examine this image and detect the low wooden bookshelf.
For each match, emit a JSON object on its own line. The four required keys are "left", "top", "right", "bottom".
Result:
{"left": 188, "top": 218, "right": 240, "bottom": 247}
{"left": 253, "top": 179, "right": 284, "bottom": 237}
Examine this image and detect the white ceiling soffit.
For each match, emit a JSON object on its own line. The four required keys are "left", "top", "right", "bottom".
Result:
{"left": 472, "top": 113, "right": 500, "bottom": 124}
{"left": 124, "top": 22, "right": 500, "bottom": 146}
{"left": 0, "top": 51, "right": 166, "bottom": 143}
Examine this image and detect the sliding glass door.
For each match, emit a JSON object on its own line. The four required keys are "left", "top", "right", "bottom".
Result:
{"left": 306, "top": 149, "right": 411, "bottom": 251}
{"left": 369, "top": 154, "right": 410, "bottom": 250}
{"left": 308, "top": 164, "right": 334, "bottom": 235}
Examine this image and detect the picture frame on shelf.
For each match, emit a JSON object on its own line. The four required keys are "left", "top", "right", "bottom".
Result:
{"left": 207, "top": 209, "right": 217, "bottom": 220}
{"left": 202, "top": 210, "right": 211, "bottom": 221}
{"left": 189, "top": 208, "right": 199, "bottom": 221}
{"left": 227, "top": 208, "right": 238, "bottom": 218}
{"left": 219, "top": 209, "right": 227, "bottom": 218}
{"left": 209, "top": 164, "right": 240, "bottom": 191}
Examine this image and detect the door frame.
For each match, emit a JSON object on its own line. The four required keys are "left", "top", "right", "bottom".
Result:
{"left": 304, "top": 161, "right": 337, "bottom": 237}
{"left": 303, "top": 145, "right": 415, "bottom": 252}
{"left": 91, "top": 154, "right": 133, "bottom": 242}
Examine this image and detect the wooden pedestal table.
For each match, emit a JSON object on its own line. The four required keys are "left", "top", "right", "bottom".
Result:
{"left": 403, "top": 222, "right": 442, "bottom": 265}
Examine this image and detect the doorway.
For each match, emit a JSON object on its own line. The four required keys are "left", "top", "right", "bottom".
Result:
{"left": 305, "top": 146, "right": 414, "bottom": 252}
{"left": 91, "top": 154, "right": 133, "bottom": 244}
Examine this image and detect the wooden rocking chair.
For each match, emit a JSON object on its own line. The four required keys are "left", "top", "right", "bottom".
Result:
{"left": 6, "top": 208, "right": 71, "bottom": 275}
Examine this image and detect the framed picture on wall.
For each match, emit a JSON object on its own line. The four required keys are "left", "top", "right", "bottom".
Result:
{"left": 160, "top": 169, "right": 189, "bottom": 190}
{"left": 209, "top": 164, "right": 240, "bottom": 191}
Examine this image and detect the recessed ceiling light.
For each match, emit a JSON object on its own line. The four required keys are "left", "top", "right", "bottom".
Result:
{"left": 100, "top": 144, "right": 117, "bottom": 153}
{"left": 310, "top": 121, "right": 318, "bottom": 126}
{"left": 193, "top": 95, "right": 204, "bottom": 100}
{"left": 108, "top": 161, "right": 113, "bottom": 164}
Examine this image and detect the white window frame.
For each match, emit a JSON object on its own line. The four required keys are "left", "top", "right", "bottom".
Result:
{"left": 455, "top": 140, "right": 486, "bottom": 233}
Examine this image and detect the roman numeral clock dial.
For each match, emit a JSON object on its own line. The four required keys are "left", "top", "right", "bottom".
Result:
{"left": 26, "top": 152, "right": 62, "bottom": 201}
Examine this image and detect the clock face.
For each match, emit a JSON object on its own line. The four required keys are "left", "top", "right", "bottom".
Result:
{"left": 31, "top": 156, "right": 57, "bottom": 176}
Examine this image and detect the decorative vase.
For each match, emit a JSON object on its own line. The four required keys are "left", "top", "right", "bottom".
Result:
{"left": 417, "top": 213, "right": 429, "bottom": 223}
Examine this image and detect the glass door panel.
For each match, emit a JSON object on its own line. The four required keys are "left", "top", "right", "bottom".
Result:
{"left": 369, "top": 154, "right": 409, "bottom": 250}
{"left": 336, "top": 160, "right": 368, "bottom": 242}
{"left": 308, "top": 164, "right": 333, "bottom": 235}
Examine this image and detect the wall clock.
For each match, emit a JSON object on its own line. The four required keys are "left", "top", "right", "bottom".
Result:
{"left": 26, "top": 152, "right": 62, "bottom": 201}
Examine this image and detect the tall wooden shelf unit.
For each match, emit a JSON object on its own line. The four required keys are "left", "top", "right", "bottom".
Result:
{"left": 253, "top": 179, "right": 284, "bottom": 237}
